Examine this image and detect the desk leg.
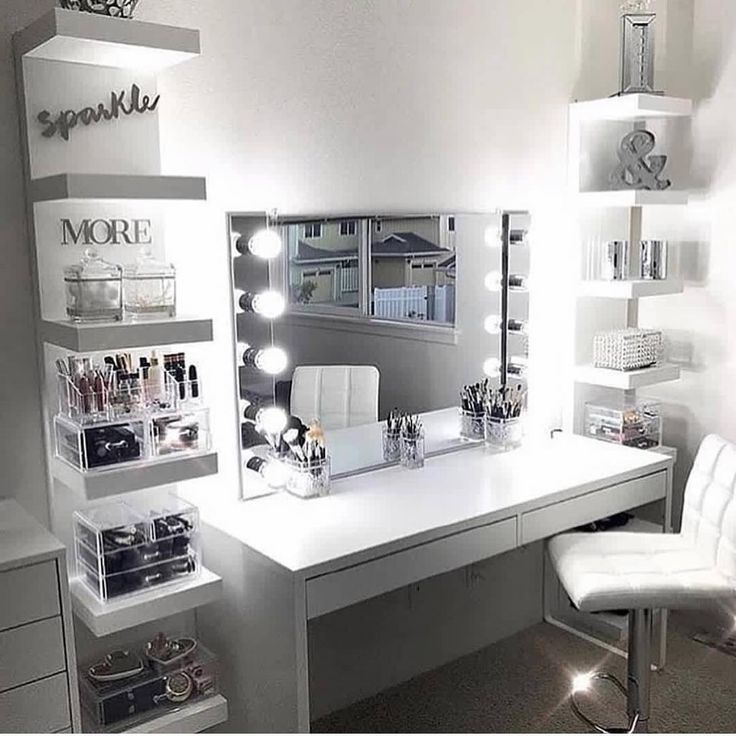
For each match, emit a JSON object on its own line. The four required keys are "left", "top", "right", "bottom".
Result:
{"left": 295, "top": 578, "right": 311, "bottom": 732}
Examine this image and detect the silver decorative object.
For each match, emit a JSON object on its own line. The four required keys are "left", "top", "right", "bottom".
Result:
{"left": 593, "top": 328, "right": 664, "bottom": 371}
{"left": 601, "top": 240, "right": 630, "bottom": 281}
{"left": 610, "top": 129, "right": 670, "bottom": 191}
{"left": 619, "top": 0, "right": 661, "bottom": 95}
{"left": 640, "top": 240, "right": 667, "bottom": 280}
{"left": 59, "top": 0, "right": 141, "bottom": 18}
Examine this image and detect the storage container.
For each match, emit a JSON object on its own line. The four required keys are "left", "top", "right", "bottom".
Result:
{"left": 123, "top": 249, "right": 176, "bottom": 319}
{"left": 584, "top": 399, "right": 662, "bottom": 449}
{"left": 73, "top": 497, "right": 200, "bottom": 602}
{"left": 593, "top": 328, "right": 664, "bottom": 371}
{"left": 64, "top": 249, "right": 123, "bottom": 323}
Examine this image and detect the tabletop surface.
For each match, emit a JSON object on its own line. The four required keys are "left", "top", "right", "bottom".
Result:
{"left": 202, "top": 434, "right": 672, "bottom": 576}
{"left": 0, "top": 498, "right": 64, "bottom": 573}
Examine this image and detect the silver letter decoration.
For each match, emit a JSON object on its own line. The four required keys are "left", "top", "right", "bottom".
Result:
{"left": 619, "top": 0, "right": 661, "bottom": 95}
{"left": 610, "top": 129, "right": 671, "bottom": 191}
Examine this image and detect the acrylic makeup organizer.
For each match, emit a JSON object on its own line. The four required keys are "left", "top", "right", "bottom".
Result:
{"left": 13, "top": 8, "right": 226, "bottom": 729}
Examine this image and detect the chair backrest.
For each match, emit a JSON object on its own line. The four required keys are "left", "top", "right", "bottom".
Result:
{"left": 290, "top": 365, "right": 379, "bottom": 431}
{"left": 682, "top": 434, "right": 736, "bottom": 582}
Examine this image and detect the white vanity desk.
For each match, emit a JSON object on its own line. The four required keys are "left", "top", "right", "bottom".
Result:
{"left": 199, "top": 433, "right": 673, "bottom": 733}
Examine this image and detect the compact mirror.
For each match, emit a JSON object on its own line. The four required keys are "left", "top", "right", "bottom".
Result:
{"left": 228, "top": 211, "right": 530, "bottom": 500}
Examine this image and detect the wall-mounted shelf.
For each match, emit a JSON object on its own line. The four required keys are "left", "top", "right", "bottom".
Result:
{"left": 578, "top": 279, "right": 684, "bottom": 299}
{"left": 574, "top": 364, "right": 681, "bottom": 390}
{"left": 52, "top": 452, "right": 218, "bottom": 499}
{"left": 15, "top": 8, "right": 199, "bottom": 71}
{"left": 30, "top": 173, "right": 207, "bottom": 203}
{"left": 40, "top": 316, "right": 214, "bottom": 352}
{"left": 71, "top": 567, "right": 222, "bottom": 636}
{"left": 125, "top": 695, "right": 228, "bottom": 734}
{"left": 570, "top": 94, "right": 693, "bottom": 122}
{"left": 577, "top": 190, "right": 689, "bottom": 208}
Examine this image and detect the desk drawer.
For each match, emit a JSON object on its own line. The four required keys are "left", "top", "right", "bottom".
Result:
{"left": 306, "top": 516, "right": 517, "bottom": 619}
{"left": 520, "top": 471, "right": 667, "bottom": 545}
{"left": 0, "top": 672, "right": 70, "bottom": 733}
{"left": 0, "top": 617, "right": 66, "bottom": 692}
{"left": 0, "top": 561, "right": 60, "bottom": 632}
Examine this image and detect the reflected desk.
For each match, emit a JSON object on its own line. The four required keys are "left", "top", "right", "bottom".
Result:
{"left": 199, "top": 433, "right": 673, "bottom": 733}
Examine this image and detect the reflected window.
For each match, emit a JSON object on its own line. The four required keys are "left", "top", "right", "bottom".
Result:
{"left": 369, "top": 216, "right": 456, "bottom": 326}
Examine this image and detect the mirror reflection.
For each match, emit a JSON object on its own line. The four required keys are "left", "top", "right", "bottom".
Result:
{"left": 229, "top": 211, "right": 530, "bottom": 499}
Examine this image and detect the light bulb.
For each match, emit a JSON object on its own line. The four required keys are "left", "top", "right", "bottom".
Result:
{"left": 257, "top": 407, "right": 288, "bottom": 435}
{"left": 236, "top": 290, "right": 286, "bottom": 319}
{"left": 241, "top": 345, "right": 288, "bottom": 375}
{"left": 571, "top": 673, "right": 593, "bottom": 695}
{"left": 484, "top": 271, "right": 502, "bottom": 292}
{"left": 484, "top": 226, "right": 501, "bottom": 247}
{"left": 483, "top": 358, "right": 501, "bottom": 377}
{"left": 484, "top": 315, "right": 503, "bottom": 334}
{"left": 247, "top": 229, "right": 282, "bottom": 259}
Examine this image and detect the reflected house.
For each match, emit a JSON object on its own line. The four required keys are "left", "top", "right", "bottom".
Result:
{"left": 289, "top": 217, "right": 456, "bottom": 324}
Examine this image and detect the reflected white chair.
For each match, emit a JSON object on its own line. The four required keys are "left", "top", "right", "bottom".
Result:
{"left": 290, "top": 365, "right": 379, "bottom": 431}
{"left": 549, "top": 434, "right": 736, "bottom": 733}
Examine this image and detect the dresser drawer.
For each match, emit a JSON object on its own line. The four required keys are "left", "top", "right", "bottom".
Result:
{"left": 0, "top": 561, "right": 60, "bottom": 631}
{"left": 0, "top": 672, "right": 70, "bottom": 733}
{"left": 520, "top": 471, "right": 667, "bottom": 545}
{"left": 306, "top": 516, "right": 518, "bottom": 618}
{"left": 0, "top": 617, "right": 66, "bottom": 692}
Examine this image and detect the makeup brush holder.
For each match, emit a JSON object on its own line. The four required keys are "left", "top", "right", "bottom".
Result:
{"left": 285, "top": 456, "right": 331, "bottom": 499}
{"left": 400, "top": 431, "right": 425, "bottom": 469}
{"left": 382, "top": 427, "right": 402, "bottom": 462}
{"left": 459, "top": 409, "right": 485, "bottom": 441}
{"left": 485, "top": 415, "right": 523, "bottom": 451}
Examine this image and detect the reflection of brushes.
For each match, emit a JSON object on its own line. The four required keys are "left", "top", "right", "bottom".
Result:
{"left": 402, "top": 414, "right": 423, "bottom": 439}
{"left": 283, "top": 428, "right": 306, "bottom": 461}
{"left": 386, "top": 408, "right": 404, "bottom": 434}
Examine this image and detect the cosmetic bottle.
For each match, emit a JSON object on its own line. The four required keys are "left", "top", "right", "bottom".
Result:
{"left": 148, "top": 352, "right": 166, "bottom": 406}
{"left": 64, "top": 248, "right": 123, "bottom": 323}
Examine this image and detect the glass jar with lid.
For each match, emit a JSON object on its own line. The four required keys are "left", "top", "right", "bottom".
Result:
{"left": 64, "top": 248, "right": 123, "bottom": 322}
{"left": 123, "top": 248, "right": 176, "bottom": 319}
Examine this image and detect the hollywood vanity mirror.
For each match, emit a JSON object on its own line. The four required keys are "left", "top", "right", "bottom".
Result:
{"left": 228, "top": 211, "right": 530, "bottom": 500}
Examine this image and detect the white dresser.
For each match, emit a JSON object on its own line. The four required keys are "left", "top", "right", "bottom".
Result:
{"left": 0, "top": 500, "right": 80, "bottom": 733}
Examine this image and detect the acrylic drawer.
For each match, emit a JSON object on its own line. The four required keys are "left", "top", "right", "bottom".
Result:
{"left": 305, "top": 516, "right": 518, "bottom": 619}
{"left": 0, "top": 561, "right": 60, "bottom": 631}
{"left": 0, "top": 672, "right": 70, "bottom": 733}
{"left": 520, "top": 471, "right": 667, "bottom": 545}
{"left": 0, "top": 617, "right": 65, "bottom": 692}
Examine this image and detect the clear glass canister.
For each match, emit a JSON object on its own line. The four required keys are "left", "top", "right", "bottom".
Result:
{"left": 123, "top": 248, "right": 176, "bottom": 319}
{"left": 64, "top": 248, "right": 123, "bottom": 322}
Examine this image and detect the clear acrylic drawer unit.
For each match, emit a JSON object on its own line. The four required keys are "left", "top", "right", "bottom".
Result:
{"left": 79, "top": 633, "right": 217, "bottom": 730}
{"left": 55, "top": 368, "right": 210, "bottom": 471}
{"left": 584, "top": 400, "right": 662, "bottom": 450}
{"left": 593, "top": 328, "right": 664, "bottom": 371}
{"left": 74, "top": 496, "right": 200, "bottom": 602}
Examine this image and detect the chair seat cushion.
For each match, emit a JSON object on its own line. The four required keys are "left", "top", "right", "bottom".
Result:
{"left": 548, "top": 531, "right": 734, "bottom": 612}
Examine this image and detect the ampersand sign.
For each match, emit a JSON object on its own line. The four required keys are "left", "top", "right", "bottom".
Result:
{"left": 610, "top": 129, "right": 671, "bottom": 191}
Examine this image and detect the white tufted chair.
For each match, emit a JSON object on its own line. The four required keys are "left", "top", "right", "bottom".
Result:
{"left": 549, "top": 434, "right": 736, "bottom": 733}
{"left": 290, "top": 365, "right": 380, "bottom": 431}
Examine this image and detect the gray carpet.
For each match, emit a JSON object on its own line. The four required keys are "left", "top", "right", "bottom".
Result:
{"left": 313, "top": 614, "right": 736, "bottom": 733}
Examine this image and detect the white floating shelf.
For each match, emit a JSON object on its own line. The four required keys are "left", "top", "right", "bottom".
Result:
{"left": 578, "top": 279, "right": 684, "bottom": 299}
{"left": 126, "top": 696, "right": 228, "bottom": 734}
{"left": 571, "top": 94, "right": 693, "bottom": 122}
{"left": 30, "top": 173, "right": 207, "bottom": 203}
{"left": 15, "top": 8, "right": 199, "bottom": 72}
{"left": 574, "top": 364, "right": 681, "bottom": 389}
{"left": 71, "top": 567, "right": 222, "bottom": 637}
{"left": 578, "top": 190, "right": 689, "bottom": 208}
{"left": 40, "top": 316, "right": 213, "bottom": 352}
{"left": 52, "top": 452, "right": 218, "bottom": 499}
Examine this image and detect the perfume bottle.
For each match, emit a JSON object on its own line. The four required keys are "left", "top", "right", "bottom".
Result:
{"left": 64, "top": 248, "right": 123, "bottom": 323}
{"left": 123, "top": 248, "right": 176, "bottom": 319}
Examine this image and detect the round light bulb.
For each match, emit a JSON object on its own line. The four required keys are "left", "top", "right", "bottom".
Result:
{"left": 483, "top": 358, "right": 501, "bottom": 377}
{"left": 257, "top": 406, "right": 288, "bottom": 435}
{"left": 484, "top": 315, "right": 503, "bottom": 334}
{"left": 248, "top": 229, "right": 282, "bottom": 259}
{"left": 252, "top": 291, "right": 285, "bottom": 319}
{"left": 255, "top": 346, "right": 288, "bottom": 375}
{"left": 484, "top": 271, "right": 502, "bottom": 292}
{"left": 484, "top": 226, "right": 501, "bottom": 247}
{"left": 572, "top": 673, "right": 593, "bottom": 695}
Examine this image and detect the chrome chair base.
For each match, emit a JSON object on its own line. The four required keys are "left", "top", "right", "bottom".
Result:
{"left": 569, "top": 609, "right": 652, "bottom": 734}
